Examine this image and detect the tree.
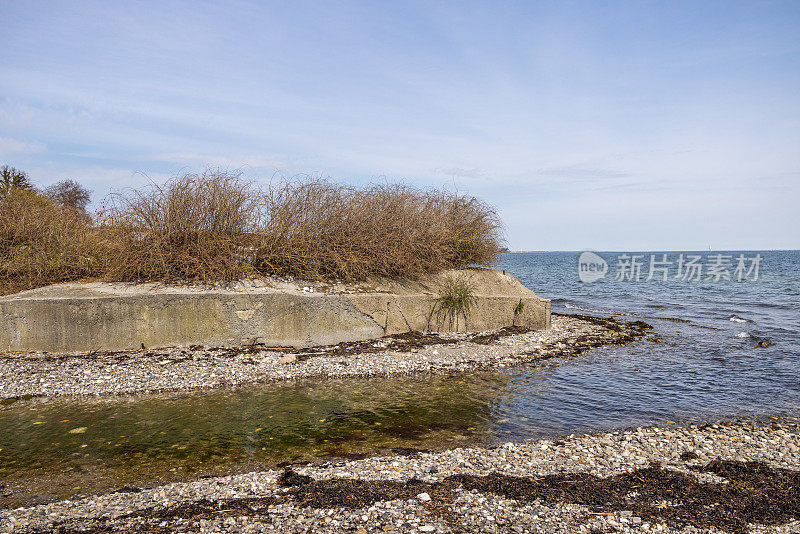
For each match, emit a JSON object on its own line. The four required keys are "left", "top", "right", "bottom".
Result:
{"left": 0, "top": 165, "right": 33, "bottom": 198}
{"left": 44, "top": 179, "right": 92, "bottom": 214}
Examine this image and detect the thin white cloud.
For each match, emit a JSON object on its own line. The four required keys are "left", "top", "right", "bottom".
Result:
{"left": 536, "top": 166, "right": 631, "bottom": 180}
{"left": 152, "top": 152, "right": 285, "bottom": 171}
{"left": 0, "top": 136, "right": 45, "bottom": 156}
{"left": 435, "top": 167, "right": 486, "bottom": 180}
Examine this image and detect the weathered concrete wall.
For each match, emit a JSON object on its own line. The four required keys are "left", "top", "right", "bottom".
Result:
{"left": 346, "top": 268, "right": 550, "bottom": 335}
{"left": 0, "top": 269, "right": 550, "bottom": 353}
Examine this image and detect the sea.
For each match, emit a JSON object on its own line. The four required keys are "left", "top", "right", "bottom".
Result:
{"left": 494, "top": 250, "right": 800, "bottom": 436}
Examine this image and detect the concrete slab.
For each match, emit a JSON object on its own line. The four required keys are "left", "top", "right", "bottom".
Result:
{"left": 0, "top": 268, "right": 550, "bottom": 352}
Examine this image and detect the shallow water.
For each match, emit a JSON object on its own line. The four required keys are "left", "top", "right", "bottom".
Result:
{"left": 0, "top": 373, "right": 511, "bottom": 505}
{"left": 1, "top": 250, "right": 798, "bottom": 505}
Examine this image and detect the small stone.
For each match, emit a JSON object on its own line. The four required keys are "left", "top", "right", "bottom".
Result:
{"left": 416, "top": 492, "right": 431, "bottom": 502}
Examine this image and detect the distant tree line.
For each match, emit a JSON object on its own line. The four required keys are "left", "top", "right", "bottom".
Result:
{"left": 0, "top": 165, "right": 92, "bottom": 216}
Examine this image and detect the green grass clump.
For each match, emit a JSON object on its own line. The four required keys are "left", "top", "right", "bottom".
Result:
{"left": 513, "top": 298, "right": 525, "bottom": 325}
{"left": 429, "top": 273, "right": 477, "bottom": 331}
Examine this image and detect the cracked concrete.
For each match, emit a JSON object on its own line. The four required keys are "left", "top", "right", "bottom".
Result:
{"left": 0, "top": 268, "right": 550, "bottom": 352}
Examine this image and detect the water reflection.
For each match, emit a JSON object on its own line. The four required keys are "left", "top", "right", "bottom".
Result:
{"left": 0, "top": 372, "right": 508, "bottom": 506}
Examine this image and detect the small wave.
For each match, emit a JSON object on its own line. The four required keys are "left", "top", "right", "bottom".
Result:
{"left": 729, "top": 315, "right": 749, "bottom": 323}
{"left": 693, "top": 324, "right": 723, "bottom": 331}
{"left": 565, "top": 303, "right": 613, "bottom": 314}
{"left": 736, "top": 332, "right": 750, "bottom": 338}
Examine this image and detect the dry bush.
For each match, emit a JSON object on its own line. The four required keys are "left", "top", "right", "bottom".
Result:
{"left": 0, "top": 188, "right": 102, "bottom": 294}
{"left": 93, "top": 171, "right": 504, "bottom": 284}
{"left": 253, "top": 180, "right": 504, "bottom": 280}
{"left": 99, "top": 171, "right": 262, "bottom": 283}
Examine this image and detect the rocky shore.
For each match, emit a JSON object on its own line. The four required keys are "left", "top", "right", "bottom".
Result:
{"left": 0, "top": 314, "right": 650, "bottom": 399}
{"left": 1, "top": 419, "right": 798, "bottom": 533}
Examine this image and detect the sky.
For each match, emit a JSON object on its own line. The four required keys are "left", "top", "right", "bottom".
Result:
{"left": 1, "top": 0, "right": 799, "bottom": 251}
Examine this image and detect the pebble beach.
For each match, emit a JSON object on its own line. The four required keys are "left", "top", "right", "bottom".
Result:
{"left": 0, "top": 314, "right": 649, "bottom": 399}
{"left": 2, "top": 315, "right": 798, "bottom": 532}
{"left": 1, "top": 419, "right": 798, "bottom": 533}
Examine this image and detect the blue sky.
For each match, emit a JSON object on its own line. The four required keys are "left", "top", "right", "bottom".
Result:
{"left": 1, "top": 1, "right": 799, "bottom": 251}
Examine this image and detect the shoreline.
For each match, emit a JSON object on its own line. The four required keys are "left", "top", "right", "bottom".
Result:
{"left": 2, "top": 418, "right": 798, "bottom": 533}
{"left": 0, "top": 314, "right": 650, "bottom": 400}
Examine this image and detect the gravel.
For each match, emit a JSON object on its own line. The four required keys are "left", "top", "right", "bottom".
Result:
{"left": 1, "top": 419, "right": 798, "bottom": 533}
{"left": 16, "top": 313, "right": 793, "bottom": 532}
{"left": 0, "top": 315, "right": 647, "bottom": 399}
